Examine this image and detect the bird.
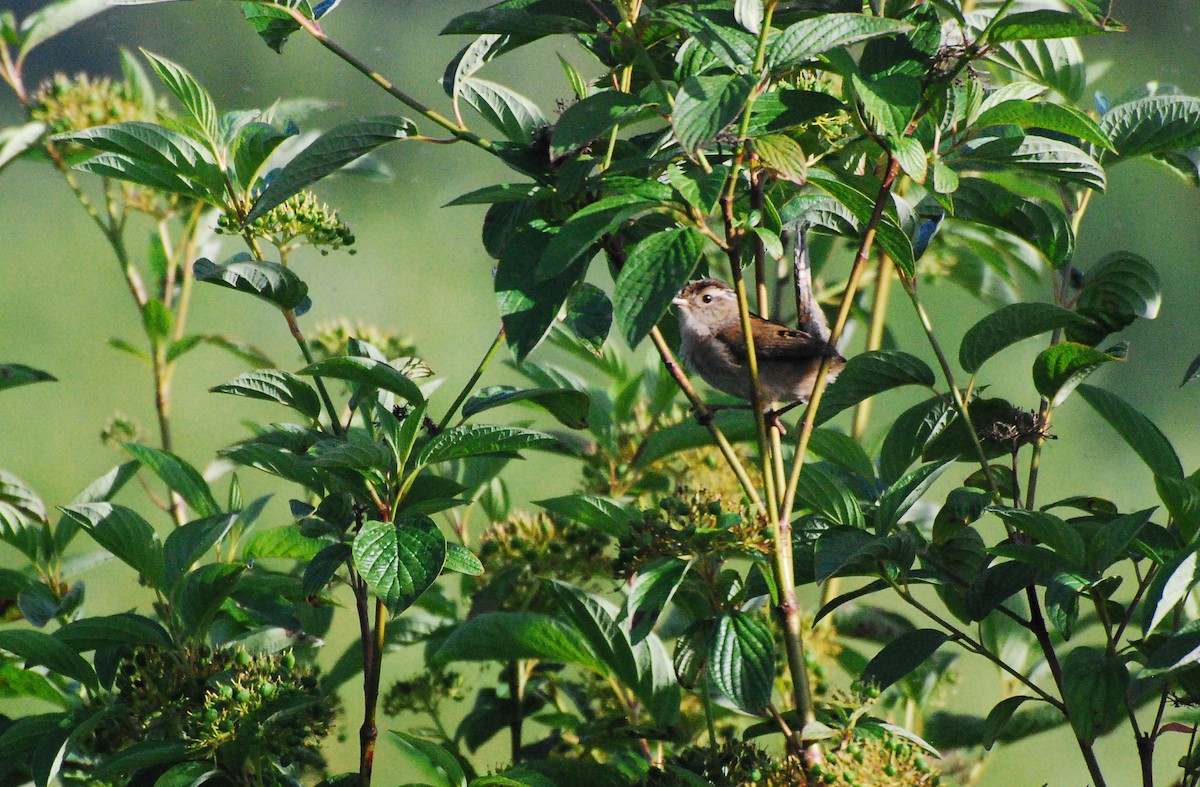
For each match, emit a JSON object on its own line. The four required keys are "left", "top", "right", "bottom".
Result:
{"left": 672, "top": 279, "right": 846, "bottom": 421}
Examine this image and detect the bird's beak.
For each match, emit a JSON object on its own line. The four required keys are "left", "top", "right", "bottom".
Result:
{"left": 671, "top": 297, "right": 687, "bottom": 307}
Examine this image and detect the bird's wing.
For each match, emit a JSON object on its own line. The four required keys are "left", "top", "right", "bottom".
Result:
{"left": 719, "top": 315, "right": 841, "bottom": 361}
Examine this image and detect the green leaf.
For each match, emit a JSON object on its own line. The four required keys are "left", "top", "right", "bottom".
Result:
{"left": 875, "top": 462, "right": 949, "bottom": 535}
{"left": 163, "top": 513, "right": 238, "bottom": 585}
{"left": 496, "top": 222, "right": 582, "bottom": 361}
{"left": 1068, "top": 251, "right": 1160, "bottom": 344}
{"left": 232, "top": 121, "right": 296, "bottom": 190}
{"left": 551, "top": 92, "right": 651, "bottom": 159}
{"left": 564, "top": 283, "right": 612, "bottom": 355}
{"left": 614, "top": 227, "right": 704, "bottom": 347}
{"left": 983, "top": 696, "right": 1040, "bottom": 750}
{"left": 93, "top": 739, "right": 191, "bottom": 779}
{"left": 1032, "top": 342, "right": 1122, "bottom": 405}
{"left": 389, "top": 731, "right": 467, "bottom": 787}
{"left": 0, "top": 363, "right": 56, "bottom": 392}
{"left": 441, "top": 34, "right": 514, "bottom": 101}
{"left": 1061, "top": 646, "right": 1128, "bottom": 742}
{"left": 974, "top": 100, "right": 1113, "bottom": 150}
{"left": 462, "top": 385, "right": 590, "bottom": 429}
{"left": 708, "top": 612, "right": 774, "bottom": 713}
{"left": 751, "top": 134, "right": 808, "bottom": 184}
{"left": 211, "top": 369, "right": 322, "bottom": 420}
{"left": 891, "top": 136, "right": 927, "bottom": 183}
{"left": 795, "top": 462, "right": 865, "bottom": 530}
{"left": 240, "top": 1, "right": 311, "bottom": 53}
{"left": 958, "top": 303, "right": 1094, "bottom": 373}
{"left": 140, "top": 50, "right": 219, "bottom": 147}
{"left": 852, "top": 72, "right": 920, "bottom": 139}
{"left": 1078, "top": 384, "right": 1182, "bottom": 479}
{"left": 733, "top": 0, "right": 763, "bottom": 34}
{"left": 0, "top": 121, "right": 47, "bottom": 173}
{"left": 0, "top": 629, "right": 98, "bottom": 690}
{"left": 0, "top": 662, "right": 68, "bottom": 708}
{"left": 769, "top": 13, "right": 912, "bottom": 70}
{"left": 417, "top": 425, "right": 555, "bottom": 466}
{"left": 242, "top": 527, "right": 324, "bottom": 560}
{"left": 950, "top": 178, "right": 1074, "bottom": 268}
{"left": 626, "top": 557, "right": 690, "bottom": 645}
{"left": 457, "top": 77, "right": 547, "bottom": 144}
{"left": 445, "top": 182, "right": 542, "bottom": 207}
{"left": 445, "top": 543, "right": 484, "bottom": 576}
{"left": 298, "top": 356, "right": 425, "bottom": 405}
{"left": 1101, "top": 95, "right": 1200, "bottom": 162}
{"left": 672, "top": 75, "right": 754, "bottom": 154}
{"left": 960, "top": 133, "right": 1106, "bottom": 192}
{"left": 535, "top": 494, "right": 631, "bottom": 538}
{"left": 806, "top": 171, "right": 915, "bottom": 276}
{"left": 352, "top": 516, "right": 447, "bottom": 616}
{"left": 861, "top": 629, "right": 949, "bottom": 692}
{"left": 245, "top": 116, "right": 417, "bottom": 224}
{"left": 53, "top": 613, "right": 171, "bottom": 651}
{"left": 538, "top": 194, "right": 658, "bottom": 281}
{"left": 434, "top": 611, "right": 606, "bottom": 675}
{"left": 808, "top": 428, "right": 874, "bottom": 478}
{"left": 194, "top": 254, "right": 309, "bottom": 311}
{"left": 154, "top": 762, "right": 218, "bottom": 787}
{"left": 174, "top": 563, "right": 246, "bottom": 635}
{"left": 1144, "top": 548, "right": 1200, "bottom": 634}
{"left": 18, "top": 0, "right": 111, "bottom": 58}
{"left": 123, "top": 442, "right": 219, "bottom": 517}
{"left": 303, "top": 543, "right": 351, "bottom": 595}
{"left": 816, "top": 351, "right": 935, "bottom": 425}
{"left": 549, "top": 582, "right": 639, "bottom": 691}
{"left": 60, "top": 503, "right": 165, "bottom": 589}
{"left": 990, "top": 507, "right": 1086, "bottom": 569}
{"left": 986, "top": 10, "right": 1110, "bottom": 43}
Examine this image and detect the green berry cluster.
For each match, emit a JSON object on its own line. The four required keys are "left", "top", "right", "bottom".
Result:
{"left": 221, "top": 190, "right": 355, "bottom": 254}
{"left": 616, "top": 487, "right": 768, "bottom": 576}
{"left": 810, "top": 729, "right": 941, "bottom": 787}
{"left": 477, "top": 512, "right": 611, "bottom": 611}
{"left": 31, "top": 72, "right": 152, "bottom": 135}
{"left": 641, "top": 740, "right": 805, "bottom": 786}
{"left": 78, "top": 645, "right": 337, "bottom": 785}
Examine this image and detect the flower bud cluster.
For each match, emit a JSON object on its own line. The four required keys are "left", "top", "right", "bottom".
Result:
{"left": 221, "top": 190, "right": 355, "bottom": 254}
{"left": 31, "top": 72, "right": 152, "bottom": 134}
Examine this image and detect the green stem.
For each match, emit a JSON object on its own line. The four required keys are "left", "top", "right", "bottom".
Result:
{"left": 439, "top": 325, "right": 506, "bottom": 433}
{"left": 284, "top": 309, "right": 345, "bottom": 436}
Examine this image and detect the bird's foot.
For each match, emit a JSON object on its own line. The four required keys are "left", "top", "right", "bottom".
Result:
{"left": 765, "top": 409, "right": 787, "bottom": 435}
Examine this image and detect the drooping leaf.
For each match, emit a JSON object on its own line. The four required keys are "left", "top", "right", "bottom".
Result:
{"left": 816, "top": 351, "right": 936, "bottom": 424}
{"left": 614, "top": 227, "right": 704, "bottom": 347}
{"left": 389, "top": 731, "right": 468, "bottom": 787}
{"left": 60, "top": 503, "right": 165, "bottom": 589}
{"left": 1061, "top": 645, "right": 1128, "bottom": 742}
{"left": 795, "top": 462, "right": 865, "bottom": 530}
{"left": 434, "top": 611, "right": 606, "bottom": 674}
{"left": 457, "top": 77, "right": 547, "bottom": 144}
{"left": 959, "top": 134, "right": 1106, "bottom": 192}
{"left": 974, "top": 100, "right": 1113, "bottom": 150}
{"left": 18, "top": 0, "right": 111, "bottom": 58}
{"left": 986, "top": 10, "right": 1111, "bottom": 43}
{"left": 564, "top": 282, "right": 612, "bottom": 355}
{"left": 958, "top": 302, "right": 1094, "bottom": 373}
{"left": 538, "top": 194, "right": 658, "bottom": 281}
{"left": 551, "top": 92, "right": 652, "bottom": 159}
{"left": 462, "top": 385, "right": 590, "bottom": 429}
{"left": 211, "top": 369, "right": 322, "bottom": 420}
{"left": 1068, "top": 251, "right": 1160, "bottom": 344}
{"left": 626, "top": 557, "right": 690, "bottom": 644}
{"left": 194, "top": 254, "right": 309, "bottom": 311}
{"left": 806, "top": 171, "right": 916, "bottom": 276}
{"left": 861, "top": 629, "right": 949, "bottom": 692}
{"left": 417, "top": 424, "right": 555, "bottom": 466}
{"left": 672, "top": 75, "right": 754, "bottom": 154}
{"left": 496, "top": 222, "right": 582, "bottom": 360}
{"left": 352, "top": 516, "right": 446, "bottom": 617}
{"left": 0, "top": 629, "right": 98, "bottom": 690}
{"left": 123, "top": 443, "right": 219, "bottom": 518}
{"left": 53, "top": 613, "right": 171, "bottom": 651}
{"left": 1078, "top": 384, "right": 1182, "bottom": 479}
{"left": 245, "top": 116, "right": 417, "bottom": 224}
{"left": 950, "top": 178, "right": 1074, "bottom": 269}
{"left": 1101, "top": 95, "right": 1200, "bottom": 162}
{"left": 990, "top": 507, "right": 1086, "bottom": 569}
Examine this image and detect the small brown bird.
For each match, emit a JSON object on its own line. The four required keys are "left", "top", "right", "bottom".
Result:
{"left": 673, "top": 279, "right": 846, "bottom": 411}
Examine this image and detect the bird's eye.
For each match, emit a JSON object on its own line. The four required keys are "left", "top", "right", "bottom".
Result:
{"left": 701, "top": 294, "right": 713, "bottom": 303}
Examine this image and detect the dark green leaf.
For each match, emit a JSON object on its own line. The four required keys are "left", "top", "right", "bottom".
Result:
{"left": 462, "top": 385, "right": 590, "bottom": 429}
{"left": 0, "top": 363, "right": 56, "bottom": 391}
{"left": 795, "top": 462, "right": 865, "bottom": 529}
{"left": 564, "top": 282, "right": 612, "bottom": 355}
{"left": 434, "top": 611, "right": 606, "bottom": 674}
{"left": 951, "top": 178, "right": 1075, "bottom": 269}
{"left": 549, "top": 581, "right": 639, "bottom": 691}
{"left": 1101, "top": 95, "right": 1200, "bottom": 162}
{"left": 496, "top": 222, "right": 582, "bottom": 360}
{"left": 626, "top": 557, "right": 690, "bottom": 644}
{"left": 1061, "top": 646, "right": 1128, "bottom": 741}
{"left": 551, "top": 92, "right": 652, "bottom": 159}
{"left": 1032, "top": 342, "right": 1122, "bottom": 405}
{"left": 303, "top": 543, "right": 351, "bottom": 595}
{"left": 852, "top": 72, "right": 920, "bottom": 139}
{"left": 163, "top": 512, "right": 238, "bottom": 585}
{"left": 298, "top": 356, "right": 425, "bottom": 405}
{"left": 806, "top": 172, "right": 915, "bottom": 276}
{"left": 1068, "top": 251, "right": 1160, "bottom": 344}
{"left": 245, "top": 116, "right": 417, "bottom": 224}
{"left": 959, "top": 134, "right": 1105, "bottom": 192}
{"left": 417, "top": 424, "right": 554, "bottom": 465}
{"left": 154, "top": 762, "right": 218, "bottom": 787}
{"left": 861, "top": 629, "right": 948, "bottom": 692}
{"left": 814, "top": 527, "right": 892, "bottom": 582}
{"left": 879, "top": 396, "right": 953, "bottom": 485}
{"left": 958, "top": 302, "right": 1094, "bottom": 373}
{"left": 1078, "top": 384, "right": 1182, "bottom": 479}
{"left": 538, "top": 194, "right": 658, "bottom": 281}
{"left": 614, "top": 227, "right": 704, "bottom": 347}
{"left": 0, "top": 629, "right": 98, "bottom": 690}
{"left": 141, "top": 50, "right": 219, "bottom": 146}
{"left": 875, "top": 462, "right": 949, "bottom": 535}
{"left": 445, "top": 182, "right": 542, "bottom": 207}
{"left": 388, "top": 731, "right": 467, "bottom": 787}
{"left": 769, "top": 13, "right": 912, "bottom": 70}
{"left": 708, "top": 612, "right": 774, "bottom": 713}
{"left": 986, "top": 10, "right": 1109, "bottom": 43}
{"left": 194, "top": 254, "right": 309, "bottom": 310}
{"left": 458, "top": 77, "right": 547, "bottom": 143}
{"left": 93, "top": 739, "right": 191, "bottom": 778}
{"left": 807, "top": 428, "right": 874, "bottom": 478}
{"left": 352, "top": 516, "right": 446, "bottom": 616}
{"left": 983, "top": 696, "right": 1039, "bottom": 750}
{"left": 53, "top": 613, "right": 171, "bottom": 651}
{"left": 211, "top": 369, "right": 322, "bottom": 420}
{"left": 174, "top": 562, "right": 246, "bottom": 634}
{"left": 124, "top": 442, "right": 219, "bottom": 517}
{"left": 990, "top": 507, "right": 1086, "bottom": 568}
{"left": 232, "top": 121, "right": 295, "bottom": 189}
{"left": 672, "top": 75, "right": 754, "bottom": 154}
{"left": 974, "top": 100, "right": 1112, "bottom": 150}
{"left": 816, "top": 350, "right": 935, "bottom": 424}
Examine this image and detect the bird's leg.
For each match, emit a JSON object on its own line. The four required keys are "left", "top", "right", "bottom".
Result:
{"left": 691, "top": 402, "right": 753, "bottom": 425}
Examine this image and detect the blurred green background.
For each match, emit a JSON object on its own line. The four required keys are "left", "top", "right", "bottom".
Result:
{"left": 2, "top": 1, "right": 1200, "bottom": 783}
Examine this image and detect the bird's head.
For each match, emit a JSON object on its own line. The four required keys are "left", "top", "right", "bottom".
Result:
{"left": 673, "top": 279, "right": 740, "bottom": 334}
